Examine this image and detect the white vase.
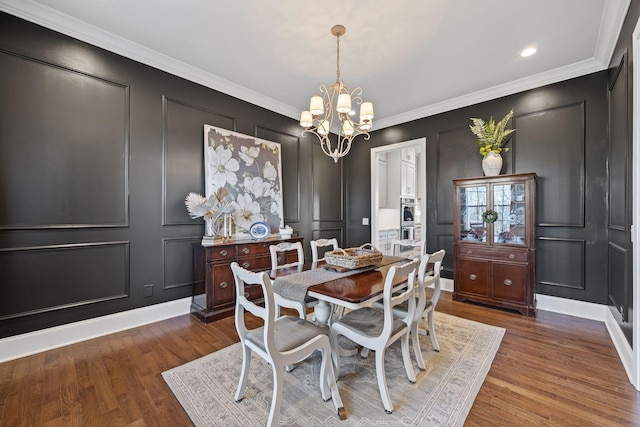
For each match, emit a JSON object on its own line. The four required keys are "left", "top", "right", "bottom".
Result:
{"left": 482, "top": 151, "right": 503, "bottom": 176}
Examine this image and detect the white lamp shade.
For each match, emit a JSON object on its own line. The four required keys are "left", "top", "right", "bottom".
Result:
{"left": 360, "top": 102, "right": 374, "bottom": 121}
{"left": 318, "top": 120, "right": 330, "bottom": 135}
{"left": 337, "top": 93, "right": 352, "bottom": 113}
{"left": 300, "top": 111, "right": 313, "bottom": 128}
{"left": 342, "top": 120, "right": 354, "bottom": 136}
{"left": 310, "top": 96, "right": 324, "bottom": 115}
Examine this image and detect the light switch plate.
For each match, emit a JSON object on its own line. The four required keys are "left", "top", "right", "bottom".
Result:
{"left": 362, "top": 217, "right": 369, "bottom": 225}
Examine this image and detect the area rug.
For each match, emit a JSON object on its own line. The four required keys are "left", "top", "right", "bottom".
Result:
{"left": 162, "top": 312, "right": 505, "bottom": 426}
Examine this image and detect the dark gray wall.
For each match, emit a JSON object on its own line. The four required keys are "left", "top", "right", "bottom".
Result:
{"left": 346, "top": 72, "right": 610, "bottom": 305}
{"left": 0, "top": 12, "right": 346, "bottom": 338}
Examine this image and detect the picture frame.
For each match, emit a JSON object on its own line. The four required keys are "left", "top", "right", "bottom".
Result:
{"left": 203, "top": 125, "right": 284, "bottom": 237}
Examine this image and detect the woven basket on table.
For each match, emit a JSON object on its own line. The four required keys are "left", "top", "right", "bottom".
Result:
{"left": 324, "top": 243, "right": 383, "bottom": 269}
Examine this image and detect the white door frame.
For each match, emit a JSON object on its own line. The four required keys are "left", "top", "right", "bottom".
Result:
{"left": 631, "top": 16, "right": 640, "bottom": 389}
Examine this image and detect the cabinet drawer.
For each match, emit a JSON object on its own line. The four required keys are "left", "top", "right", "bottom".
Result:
{"left": 457, "top": 245, "right": 528, "bottom": 262}
{"left": 491, "top": 262, "right": 527, "bottom": 303}
{"left": 237, "top": 254, "right": 271, "bottom": 271}
{"left": 237, "top": 243, "right": 271, "bottom": 256}
{"left": 207, "top": 263, "right": 234, "bottom": 306}
{"left": 456, "top": 259, "right": 489, "bottom": 297}
{"left": 205, "top": 245, "right": 237, "bottom": 262}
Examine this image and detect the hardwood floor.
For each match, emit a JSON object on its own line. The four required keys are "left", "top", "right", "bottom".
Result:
{"left": 1, "top": 294, "right": 639, "bottom": 426}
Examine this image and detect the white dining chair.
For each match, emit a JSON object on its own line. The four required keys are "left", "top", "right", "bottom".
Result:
{"left": 269, "top": 242, "right": 318, "bottom": 319}
{"left": 310, "top": 238, "right": 339, "bottom": 262}
{"left": 329, "top": 259, "right": 419, "bottom": 414}
{"left": 230, "top": 262, "right": 346, "bottom": 426}
{"left": 391, "top": 238, "right": 425, "bottom": 258}
{"left": 372, "top": 249, "right": 445, "bottom": 370}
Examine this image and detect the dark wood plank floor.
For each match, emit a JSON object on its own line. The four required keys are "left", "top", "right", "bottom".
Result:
{"left": 1, "top": 293, "right": 639, "bottom": 426}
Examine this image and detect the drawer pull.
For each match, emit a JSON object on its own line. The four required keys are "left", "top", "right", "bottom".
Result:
{"left": 467, "top": 250, "right": 473, "bottom": 255}
{"left": 504, "top": 279, "right": 512, "bottom": 286}
{"left": 508, "top": 254, "right": 515, "bottom": 259}
{"left": 219, "top": 249, "right": 228, "bottom": 257}
{"left": 469, "top": 274, "right": 477, "bottom": 280}
{"left": 219, "top": 281, "right": 228, "bottom": 289}
{"left": 242, "top": 248, "right": 250, "bottom": 254}
{"left": 242, "top": 262, "right": 251, "bottom": 268}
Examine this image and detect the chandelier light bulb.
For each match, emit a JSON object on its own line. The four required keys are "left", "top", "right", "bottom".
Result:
{"left": 309, "top": 96, "right": 324, "bottom": 115}
{"left": 337, "top": 93, "right": 352, "bottom": 113}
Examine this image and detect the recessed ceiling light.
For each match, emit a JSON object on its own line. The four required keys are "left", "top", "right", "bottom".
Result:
{"left": 521, "top": 47, "right": 537, "bottom": 57}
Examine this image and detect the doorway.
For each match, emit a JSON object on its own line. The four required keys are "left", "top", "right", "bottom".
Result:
{"left": 370, "top": 138, "right": 427, "bottom": 255}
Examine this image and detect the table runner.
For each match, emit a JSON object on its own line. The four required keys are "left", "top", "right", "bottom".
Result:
{"left": 273, "top": 256, "right": 404, "bottom": 302}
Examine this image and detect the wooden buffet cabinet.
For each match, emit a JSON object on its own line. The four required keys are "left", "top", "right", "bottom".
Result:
{"left": 191, "top": 236, "right": 303, "bottom": 323}
{"left": 453, "top": 173, "right": 536, "bottom": 316}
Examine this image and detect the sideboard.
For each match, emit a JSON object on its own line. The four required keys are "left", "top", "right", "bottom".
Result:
{"left": 191, "top": 236, "right": 304, "bottom": 323}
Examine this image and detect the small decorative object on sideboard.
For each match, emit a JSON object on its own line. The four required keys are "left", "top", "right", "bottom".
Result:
{"left": 279, "top": 225, "right": 293, "bottom": 239}
{"left": 184, "top": 188, "right": 235, "bottom": 244}
{"left": 469, "top": 108, "right": 515, "bottom": 176}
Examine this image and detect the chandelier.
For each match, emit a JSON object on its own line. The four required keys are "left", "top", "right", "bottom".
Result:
{"left": 299, "top": 25, "right": 374, "bottom": 163}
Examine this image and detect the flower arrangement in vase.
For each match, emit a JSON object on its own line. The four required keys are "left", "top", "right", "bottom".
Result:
{"left": 469, "top": 108, "right": 515, "bottom": 176}
{"left": 185, "top": 187, "right": 235, "bottom": 239}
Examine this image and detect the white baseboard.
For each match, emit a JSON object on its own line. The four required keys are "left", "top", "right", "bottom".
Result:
{"left": 0, "top": 297, "right": 192, "bottom": 363}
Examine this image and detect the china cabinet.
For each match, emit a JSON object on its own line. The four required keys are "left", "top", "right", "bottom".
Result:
{"left": 191, "top": 236, "right": 303, "bottom": 322}
{"left": 452, "top": 173, "right": 536, "bottom": 316}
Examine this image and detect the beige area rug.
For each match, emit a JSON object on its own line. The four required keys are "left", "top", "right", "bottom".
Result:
{"left": 162, "top": 312, "right": 505, "bottom": 426}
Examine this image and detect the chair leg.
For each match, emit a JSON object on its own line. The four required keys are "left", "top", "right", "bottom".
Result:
{"left": 235, "top": 345, "right": 252, "bottom": 402}
{"left": 329, "top": 332, "right": 341, "bottom": 378}
{"left": 266, "top": 364, "right": 284, "bottom": 427}
{"left": 324, "top": 352, "right": 347, "bottom": 420}
{"left": 427, "top": 310, "right": 440, "bottom": 352}
{"left": 401, "top": 333, "right": 417, "bottom": 384}
{"left": 374, "top": 349, "right": 394, "bottom": 414}
{"left": 411, "top": 321, "right": 426, "bottom": 371}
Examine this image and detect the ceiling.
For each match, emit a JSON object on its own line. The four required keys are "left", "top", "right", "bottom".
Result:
{"left": 0, "top": 0, "right": 631, "bottom": 129}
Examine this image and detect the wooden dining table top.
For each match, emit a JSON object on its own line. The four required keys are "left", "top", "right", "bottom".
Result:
{"left": 266, "top": 255, "right": 414, "bottom": 305}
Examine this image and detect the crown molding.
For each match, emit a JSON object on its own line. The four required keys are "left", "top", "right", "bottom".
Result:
{"left": 375, "top": 57, "right": 606, "bottom": 130}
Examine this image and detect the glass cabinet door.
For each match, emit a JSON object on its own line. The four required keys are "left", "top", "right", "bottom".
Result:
{"left": 458, "top": 185, "right": 487, "bottom": 243}
{"left": 493, "top": 183, "right": 526, "bottom": 245}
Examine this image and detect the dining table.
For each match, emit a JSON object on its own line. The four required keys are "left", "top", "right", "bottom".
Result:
{"left": 266, "top": 255, "right": 413, "bottom": 327}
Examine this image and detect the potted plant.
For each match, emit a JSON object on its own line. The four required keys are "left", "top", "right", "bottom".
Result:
{"left": 469, "top": 108, "right": 515, "bottom": 176}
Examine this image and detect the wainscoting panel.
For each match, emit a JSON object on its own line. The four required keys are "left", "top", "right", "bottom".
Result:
{"left": 536, "top": 237, "right": 585, "bottom": 289}
{"left": 312, "top": 142, "right": 344, "bottom": 222}
{"left": 436, "top": 232, "right": 454, "bottom": 278}
{"left": 163, "top": 97, "right": 235, "bottom": 225}
{"left": 514, "top": 103, "right": 585, "bottom": 227}
{"left": 0, "top": 51, "right": 129, "bottom": 229}
{"left": 163, "top": 237, "right": 201, "bottom": 290}
{"left": 0, "top": 242, "right": 130, "bottom": 321}
{"left": 435, "top": 127, "right": 480, "bottom": 226}
{"left": 256, "top": 126, "right": 301, "bottom": 224}
{"left": 608, "top": 242, "right": 629, "bottom": 321}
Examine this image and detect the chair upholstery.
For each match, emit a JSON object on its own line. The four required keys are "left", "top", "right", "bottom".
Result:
{"left": 310, "top": 238, "right": 339, "bottom": 262}
{"left": 269, "top": 242, "right": 318, "bottom": 319}
{"left": 231, "top": 262, "right": 345, "bottom": 426}
{"left": 372, "top": 249, "right": 446, "bottom": 370}
{"left": 329, "top": 259, "right": 419, "bottom": 414}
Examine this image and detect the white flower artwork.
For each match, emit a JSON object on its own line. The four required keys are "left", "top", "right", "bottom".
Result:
{"left": 203, "top": 125, "right": 284, "bottom": 236}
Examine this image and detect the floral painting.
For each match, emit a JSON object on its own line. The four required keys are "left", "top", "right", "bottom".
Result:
{"left": 203, "top": 125, "right": 284, "bottom": 235}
